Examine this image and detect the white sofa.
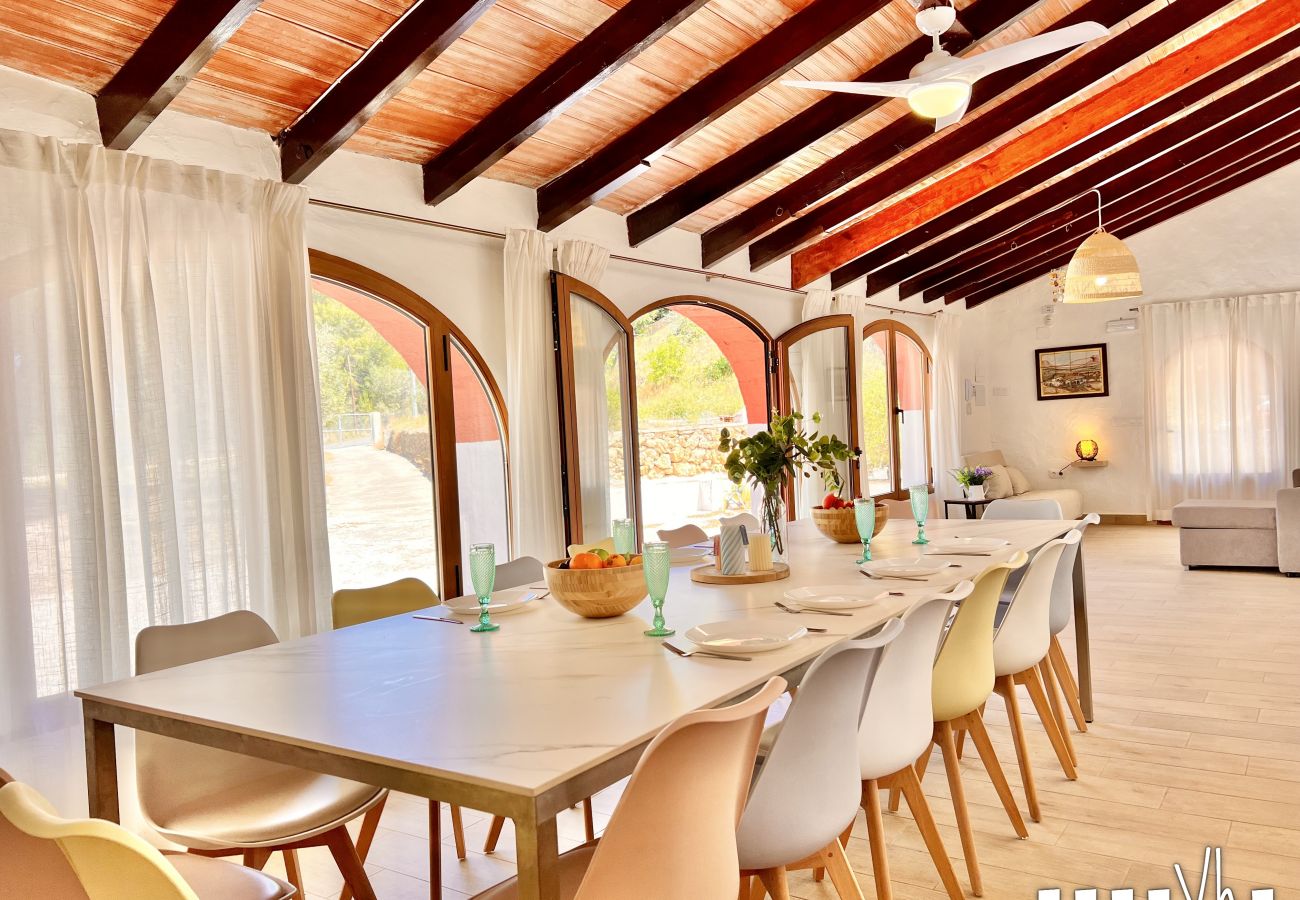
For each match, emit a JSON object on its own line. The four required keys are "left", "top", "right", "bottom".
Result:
{"left": 963, "top": 450, "right": 1083, "bottom": 520}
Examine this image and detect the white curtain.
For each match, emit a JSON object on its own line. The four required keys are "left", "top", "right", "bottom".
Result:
{"left": 556, "top": 240, "right": 619, "bottom": 542}
{"left": 503, "top": 229, "right": 566, "bottom": 560}
{"left": 932, "top": 312, "right": 964, "bottom": 511}
{"left": 1142, "top": 292, "right": 1300, "bottom": 520}
{"left": 0, "top": 129, "right": 329, "bottom": 813}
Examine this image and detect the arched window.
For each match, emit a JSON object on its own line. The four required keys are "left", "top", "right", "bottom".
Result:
{"left": 629, "top": 297, "right": 772, "bottom": 538}
{"left": 861, "top": 320, "right": 933, "bottom": 499}
{"left": 309, "top": 251, "right": 508, "bottom": 600}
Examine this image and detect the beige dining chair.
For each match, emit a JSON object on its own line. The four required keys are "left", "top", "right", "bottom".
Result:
{"left": 473, "top": 677, "right": 787, "bottom": 900}
{"left": 134, "top": 610, "right": 384, "bottom": 900}
{"left": 657, "top": 523, "right": 709, "bottom": 547}
{"left": 0, "top": 769, "right": 296, "bottom": 900}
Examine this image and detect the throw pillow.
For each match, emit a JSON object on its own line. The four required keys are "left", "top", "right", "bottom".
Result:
{"left": 1007, "top": 466, "right": 1032, "bottom": 495}
{"left": 983, "top": 465, "right": 1014, "bottom": 500}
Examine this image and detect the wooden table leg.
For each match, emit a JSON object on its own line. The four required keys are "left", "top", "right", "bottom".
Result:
{"left": 84, "top": 715, "right": 119, "bottom": 823}
{"left": 513, "top": 805, "right": 560, "bottom": 900}
{"left": 1071, "top": 542, "right": 1094, "bottom": 723}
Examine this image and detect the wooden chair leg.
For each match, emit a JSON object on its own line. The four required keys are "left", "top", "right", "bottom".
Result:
{"left": 483, "top": 815, "right": 506, "bottom": 853}
{"left": 756, "top": 866, "right": 792, "bottom": 900}
{"left": 242, "top": 848, "right": 271, "bottom": 870}
{"left": 814, "top": 816, "right": 857, "bottom": 883}
{"left": 449, "top": 803, "right": 467, "bottom": 861}
{"left": 1039, "top": 655, "right": 1078, "bottom": 767}
{"left": 888, "top": 748, "right": 929, "bottom": 813}
{"left": 282, "top": 850, "right": 304, "bottom": 895}
{"left": 339, "top": 797, "right": 386, "bottom": 900}
{"left": 862, "top": 779, "right": 892, "bottom": 900}
{"left": 818, "top": 838, "right": 866, "bottom": 900}
{"left": 749, "top": 875, "right": 767, "bottom": 899}
{"left": 738, "top": 874, "right": 752, "bottom": 900}
{"left": 996, "top": 674, "right": 1041, "bottom": 823}
{"left": 322, "top": 826, "right": 378, "bottom": 900}
{"left": 582, "top": 797, "right": 595, "bottom": 842}
{"left": 1050, "top": 634, "right": 1088, "bottom": 733}
{"left": 894, "top": 765, "right": 963, "bottom": 900}
{"left": 1021, "top": 666, "right": 1079, "bottom": 781}
{"left": 963, "top": 711, "right": 1029, "bottom": 839}
{"left": 935, "top": 722, "right": 982, "bottom": 896}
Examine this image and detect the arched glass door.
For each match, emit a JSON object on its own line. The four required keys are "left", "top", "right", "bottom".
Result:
{"left": 310, "top": 252, "right": 508, "bottom": 600}
{"left": 552, "top": 274, "right": 641, "bottom": 547}
{"left": 630, "top": 297, "right": 772, "bottom": 539}
{"left": 862, "top": 320, "right": 933, "bottom": 499}
{"left": 775, "top": 315, "right": 861, "bottom": 518}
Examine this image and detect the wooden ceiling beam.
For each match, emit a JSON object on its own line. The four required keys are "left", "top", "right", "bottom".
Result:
{"left": 928, "top": 106, "right": 1300, "bottom": 301}
{"left": 902, "top": 69, "right": 1300, "bottom": 299}
{"left": 698, "top": 0, "right": 1138, "bottom": 269}
{"left": 786, "top": 0, "right": 1299, "bottom": 287}
{"left": 844, "top": 29, "right": 1300, "bottom": 294}
{"left": 534, "top": 0, "right": 893, "bottom": 233}
{"left": 279, "top": 0, "right": 497, "bottom": 185}
{"left": 623, "top": 0, "right": 1040, "bottom": 247}
{"left": 424, "top": 0, "right": 708, "bottom": 206}
{"left": 96, "top": 0, "right": 263, "bottom": 149}
{"left": 959, "top": 140, "right": 1300, "bottom": 308}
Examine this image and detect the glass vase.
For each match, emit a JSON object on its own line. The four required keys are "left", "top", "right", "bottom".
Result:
{"left": 760, "top": 486, "right": 789, "bottom": 565}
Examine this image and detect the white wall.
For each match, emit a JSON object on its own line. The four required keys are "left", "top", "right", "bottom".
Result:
{"left": 955, "top": 159, "right": 1300, "bottom": 515}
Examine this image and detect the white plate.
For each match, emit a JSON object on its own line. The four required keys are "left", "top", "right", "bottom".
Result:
{"left": 444, "top": 587, "right": 539, "bottom": 616}
{"left": 860, "top": 558, "right": 945, "bottom": 578}
{"left": 784, "top": 585, "right": 886, "bottom": 610}
{"left": 685, "top": 620, "right": 808, "bottom": 655}
{"left": 670, "top": 546, "right": 710, "bottom": 565}
{"left": 924, "top": 537, "right": 1011, "bottom": 554}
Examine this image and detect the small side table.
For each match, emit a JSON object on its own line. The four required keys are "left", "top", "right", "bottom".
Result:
{"left": 944, "top": 498, "right": 993, "bottom": 519}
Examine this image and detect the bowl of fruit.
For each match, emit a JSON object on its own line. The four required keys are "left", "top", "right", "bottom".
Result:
{"left": 811, "top": 493, "right": 888, "bottom": 544}
{"left": 545, "top": 545, "right": 648, "bottom": 618}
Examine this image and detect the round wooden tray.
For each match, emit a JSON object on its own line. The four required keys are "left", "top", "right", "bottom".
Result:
{"left": 690, "top": 562, "right": 791, "bottom": 584}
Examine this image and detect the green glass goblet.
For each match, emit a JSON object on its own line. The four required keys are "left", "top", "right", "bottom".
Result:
{"left": 468, "top": 543, "right": 499, "bottom": 632}
{"left": 612, "top": 518, "right": 637, "bottom": 556}
{"left": 642, "top": 541, "right": 674, "bottom": 637}
{"left": 853, "top": 498, "right": 876, "bottom": 564}
{"left": 909, "top": 485, "right": 930, "bottom": 545}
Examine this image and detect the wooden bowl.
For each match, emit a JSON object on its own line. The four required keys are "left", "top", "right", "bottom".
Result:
{"left": 544, "top": 560, "right": 648, "bottom": 618}
{"left": 811, "top": 503, "right": 888, "bottom": 544}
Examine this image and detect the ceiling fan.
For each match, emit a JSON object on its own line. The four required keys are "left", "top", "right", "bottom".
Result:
{"left": 781, "top": 0, "right": 1109, "bottom": 130}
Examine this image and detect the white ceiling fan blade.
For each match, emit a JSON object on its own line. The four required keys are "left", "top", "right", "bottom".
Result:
{"left": 934, "top": 93, "right": 971, "bottom": 132}
{"left": 780, "top": 79, "right": 918, "bottom": 99}
{"left": 927, "top": 22, "right": 1110, "bottom": 83}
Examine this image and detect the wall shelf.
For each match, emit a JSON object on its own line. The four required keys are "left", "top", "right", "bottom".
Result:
{"left": 1073, "top": 460, "right": 1109, "bottom": 468}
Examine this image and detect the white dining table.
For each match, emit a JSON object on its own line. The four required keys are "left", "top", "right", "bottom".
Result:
{"left": 76, "top": 516, "right": 1088, "bottom": 900}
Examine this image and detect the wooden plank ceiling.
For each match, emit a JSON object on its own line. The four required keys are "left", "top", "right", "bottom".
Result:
{"left": 2, "top": 0, "right": 1297, "bottom": 307}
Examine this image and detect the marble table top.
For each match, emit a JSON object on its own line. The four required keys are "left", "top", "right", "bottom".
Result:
{"left": 77, "top": 517, "right": 1074, "bottom": 798}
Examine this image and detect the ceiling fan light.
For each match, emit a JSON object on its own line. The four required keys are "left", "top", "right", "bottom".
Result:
{"left": 1064, "top": 229, "right": 1142, "bottom": 303}
{"left": 907, "top": 80, "right": 970, "bottom": 119}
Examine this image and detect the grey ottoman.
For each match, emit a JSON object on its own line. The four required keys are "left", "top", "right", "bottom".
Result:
{"left": 1171, "top": 500, "right": 1279, "bottom": 570}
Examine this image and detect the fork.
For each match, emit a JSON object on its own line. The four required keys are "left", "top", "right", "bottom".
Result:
{"left": 860, "top": 571, "right": 932, "bottom": 582}
{"left": 775, "top": 600, "right": 853, "bottom": 618}
{"left": 413, "top": 615, "right": 464, "bottom": 625}
{"left": 662, "top": 641, "right": 752, "bottom": 662}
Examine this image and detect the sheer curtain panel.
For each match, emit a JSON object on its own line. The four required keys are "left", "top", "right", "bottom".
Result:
{"left": 0, "top": 129, "right": 330, "bottom": 812}
{"left": 1142, "top": 292, "right": 1300, "bottom": 520}
{"left": 932, "top": 312, "right": 964, "bottom": 509}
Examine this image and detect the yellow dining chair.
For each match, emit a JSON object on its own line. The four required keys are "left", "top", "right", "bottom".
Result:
{"left": 923, "top": 553, "right": 1030, "bottom": 897}
{"left": 331, "top": 578, "right": 475, "bottom": 880}
{"left": 134, "top": 611, "right": 384, "bottom": 900}
{"left": 0, "top": 771, "right": 296, "bottom": 900}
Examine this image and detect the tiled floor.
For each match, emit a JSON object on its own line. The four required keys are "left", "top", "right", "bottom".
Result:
{"left": 267, "top": 525, "right": 1300, "bottom": 899}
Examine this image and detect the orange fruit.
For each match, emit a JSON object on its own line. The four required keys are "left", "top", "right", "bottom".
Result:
{"left": 628, "top": 555, "right": 642, "bottom": 566}
{"left": 606, "top": 554, "right": 627, "bottom": 568}
{"left": 570, "top": 552, "right": 604, "bottom": 570}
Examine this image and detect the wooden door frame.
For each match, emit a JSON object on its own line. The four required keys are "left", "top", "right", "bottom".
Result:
{"left": 773, "top": 314, "right": 862, "bottom": 513}
{"left": 309, "top": 250, "right": 509, "bottom": 600}
{"left": 862, "top": 319, "right": 933, "bottom": 500}
{"left": 551, "top": 272, "right": 643, "bottom": 549}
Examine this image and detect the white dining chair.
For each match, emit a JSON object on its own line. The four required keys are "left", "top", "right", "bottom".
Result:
{"left": 494, "top": 556, "right": 545, "bottom": 590}
{"left": 657, "top": 523, "right": 708, "bottom": 547}
{"left": 840, "top": 584, "right": 974, "bottom": 900}
{"left": 133, "top": 611, "right": 384, "bottom": 900}
{"left": 474, "top": 678, "right": 787, "bottom": 899}
{"left": 719, "top": 513, "right": 761, "bottom": 532}
{"left": 736, "top": 620, "right": 903, "bottom": 899}
{"left": 991, "top": 532, "right": 1081, "bottom": 823}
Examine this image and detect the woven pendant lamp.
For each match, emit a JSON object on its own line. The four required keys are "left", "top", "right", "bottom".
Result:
{"left": 1064, "top": 190, "right": 1142, "bottom": 304}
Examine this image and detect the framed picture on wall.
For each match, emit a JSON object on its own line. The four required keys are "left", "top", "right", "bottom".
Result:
{"left": 1035, "top": 343, "right": 1109, "bottom": 400}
